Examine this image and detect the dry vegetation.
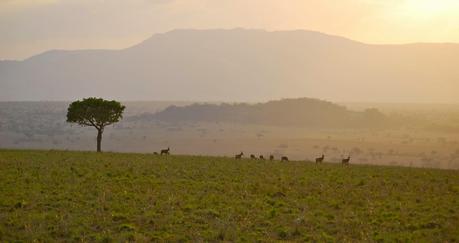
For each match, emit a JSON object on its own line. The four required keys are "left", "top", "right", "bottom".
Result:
{"left": 1, "top": 101, "right": 459, "bottom": 169}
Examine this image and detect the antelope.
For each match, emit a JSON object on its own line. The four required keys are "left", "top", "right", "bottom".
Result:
{"left": 316, "top": 154, "right": 325, "bottom": 164}
{"left": 269, "top": 155, "right": 274, "bottom": 161}
{"left": 160, "top": 147, "right": 170, "bottom": 155}
{"left": 342, "top": 156, "right": 351, "bottom": 165}
{"left": 281, "top": 156, "right": 289, "bottom": 162}
{"left": 259, "top": 155, "right": 265, "bottom": 160}
{"left": 235, "top": 152, "right": 244, "bottom": 160}
{"left": 250, "top": 154, "right": 257, "bottom": 160}
{"left": 153, "top": 152, "right": 158, "bottom": 155}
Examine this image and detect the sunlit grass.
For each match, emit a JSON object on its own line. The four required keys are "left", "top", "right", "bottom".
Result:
{"left": 0, "top": 149, "right": 458, "bottom": 241}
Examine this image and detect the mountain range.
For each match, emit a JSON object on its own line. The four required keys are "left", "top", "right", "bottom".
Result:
{"left": 1, "top": 29, "right": 458, "bottom": 102}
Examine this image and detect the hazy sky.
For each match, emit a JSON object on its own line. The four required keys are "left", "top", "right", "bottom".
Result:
{"left": 1, "top": 0, "right": 459, "bottom": 60}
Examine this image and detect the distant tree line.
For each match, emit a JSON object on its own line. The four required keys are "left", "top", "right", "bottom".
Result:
{"left": 147, "top": 98, "right": 387, "bottom": 128}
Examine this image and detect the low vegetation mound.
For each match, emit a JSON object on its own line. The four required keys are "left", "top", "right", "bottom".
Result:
{"left": 1, "top": 150, "right": 458, "bottom": 241}
{"left": 150, "top": 98, "right": 386, "bottom": 128}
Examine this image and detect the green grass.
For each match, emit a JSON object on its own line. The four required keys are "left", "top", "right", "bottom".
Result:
{"left": 0, "top": 149, "right": 458, "bottom": 242}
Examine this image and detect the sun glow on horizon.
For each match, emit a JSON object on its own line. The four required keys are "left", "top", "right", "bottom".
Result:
{"left": 398, "top": 0, "right": 459, "bottom": 19}
{"left": 1, "top": 0, "right": 459, "bottom": 59}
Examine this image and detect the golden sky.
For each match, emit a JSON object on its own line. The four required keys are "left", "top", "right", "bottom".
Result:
{"left": 1, "top": 0, "right": 459, "bottom": 60}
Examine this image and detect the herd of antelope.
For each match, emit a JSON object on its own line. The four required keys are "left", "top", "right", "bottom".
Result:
{"left": 236, "top": 152, "right": 290, "bottom": 162}
{"left": 155, "top": 147, "right": 351, "bottom": 165}
{"left": 236, "top": 152, "right": 351, "bottom": 165}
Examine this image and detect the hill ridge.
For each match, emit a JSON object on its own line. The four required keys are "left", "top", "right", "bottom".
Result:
{"left": 1, "top": 28, "right": 459, "bottom": 102}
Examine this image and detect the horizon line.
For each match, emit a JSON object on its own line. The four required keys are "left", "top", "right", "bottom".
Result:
{"left": 1, "top": 99, "right": 459, "bottom": 106}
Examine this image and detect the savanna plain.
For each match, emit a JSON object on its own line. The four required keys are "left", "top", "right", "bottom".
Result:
{"left": 1, "top": 150, "right": 458, "bottom": 242}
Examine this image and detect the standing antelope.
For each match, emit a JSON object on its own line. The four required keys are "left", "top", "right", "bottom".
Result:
{"left": 269, "top": 155, "right": 274, "bottom": 161}
{"left": 281, "top": 156, "right": 289, "bottom": 162}
{"left": 259, "top": 155, "right": 265, "bottom": 160}
{"left": 235, "top": 152, "right": 244, "bottom": 159}
{"left": 160, "top": 147, "right": 170, "bottom": 155}
{"left": 316, "top": 154, "right": 325, "bottom": 163}
{"left": 342, "top": 156, "right": 351, "bottom": 165}
{"left": 250, "top": 154, "right": 257, "bottom": 160}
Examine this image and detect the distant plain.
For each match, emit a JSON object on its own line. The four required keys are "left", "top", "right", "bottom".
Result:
{"left": 1, "top": 101, "right": 458, "bottom": 169}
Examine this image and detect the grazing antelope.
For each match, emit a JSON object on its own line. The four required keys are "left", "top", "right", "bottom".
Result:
{"left": 153, "top": 152, "right": 158, "bottom": 155}
{"left": 160, "top": 147, "right": 170, "bottom": 155}
{"left": 269, "top": 155, "right": 274, "bottom": 161}
{"left": 342, "top": 156, "right": 351, "bottom": 165}
{"left": 235, "top": 152, "right": 244, "bottom": 160}
{"left": 250, "top": 154, "right": 257, "bottom": 160}
{"left": 316, "top": 154, "right": 325, "bottom": 164}
{"left": 281, "top": 156, "right": 289, "bottom": 162}
{"left": 259, "top": 155, "right": 265, "bottom": 160}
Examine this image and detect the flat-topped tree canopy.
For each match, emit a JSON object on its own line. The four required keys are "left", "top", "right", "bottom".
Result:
{"left": 67, "top": 97, "right": 125, "bottom": 152}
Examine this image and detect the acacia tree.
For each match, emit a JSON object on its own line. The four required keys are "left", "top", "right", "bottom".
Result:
{"left": 67, "top": 98, "right": 125, "bottom": 152}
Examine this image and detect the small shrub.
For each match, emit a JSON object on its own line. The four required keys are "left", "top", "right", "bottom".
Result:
{"left": 277, "top": 228, "right": 288, "bottom": 239}
{"left": 118, "top": 224, "right": 136, "bottom": 232}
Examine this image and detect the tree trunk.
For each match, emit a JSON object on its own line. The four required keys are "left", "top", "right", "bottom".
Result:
{"left": 96, "top": 128, "right": 103, "bottom": 152}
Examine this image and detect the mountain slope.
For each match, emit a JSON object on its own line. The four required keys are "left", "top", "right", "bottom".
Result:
{"left": 1, "top": 29, "right": 458, "bottom": 102}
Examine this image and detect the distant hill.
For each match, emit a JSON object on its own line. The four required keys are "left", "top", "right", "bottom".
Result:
{"left": 145, "top": 98, "right": 386, "bottom": 128}
{"left": 1, "top": 29, "right": 459, "bottom": 102}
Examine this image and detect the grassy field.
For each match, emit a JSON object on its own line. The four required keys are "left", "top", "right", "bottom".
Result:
{"left": 0, "top": 150, "right": 458, "bottom": 242}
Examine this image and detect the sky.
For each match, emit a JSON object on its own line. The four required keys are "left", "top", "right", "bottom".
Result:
{"left": 1, "top": 0, "right": 459, "bottom": 60}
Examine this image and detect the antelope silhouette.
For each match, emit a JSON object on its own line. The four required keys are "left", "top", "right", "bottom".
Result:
{"left": 160, "top": 147, "right": 170, "bottom": 155}
{"left": 235, "top": 152, "right": 244, "bottom": 160}
{"left": 250, "top": 154, "right": 257, "bottom": 160}
{"left": 281, "top": 156, "right": 289, "bottom": 162}
{"left": 316, "top": 154, "right": 325, "bottom": 163}
{"left": 269, "top": 155, "right": 274, "bottom": 161}
{"left": 342, "top": 156, "right": 351, "bottom": 165}
{"left": 259, "top": 155, "right": 265, "bottom": 160}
